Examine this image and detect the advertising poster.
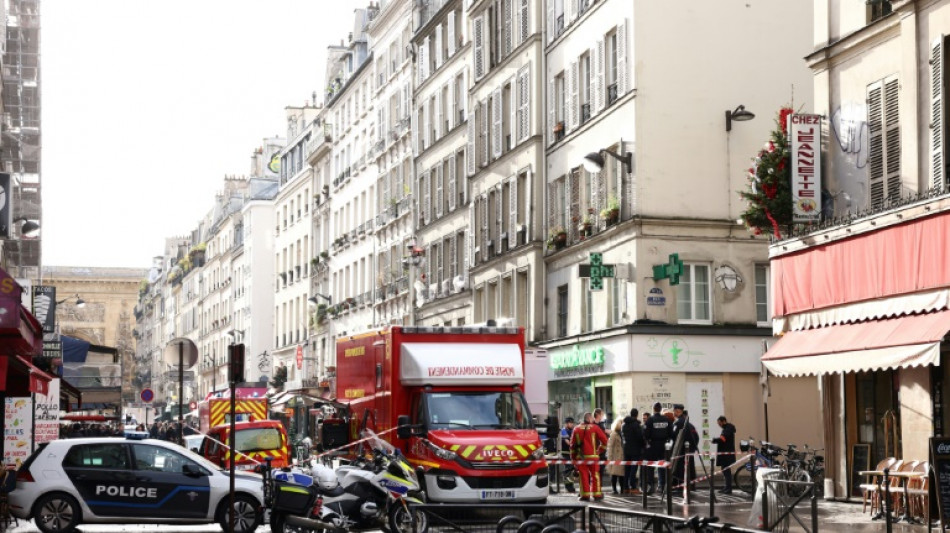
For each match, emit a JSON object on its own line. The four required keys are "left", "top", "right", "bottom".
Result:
{"left": 788, "top": 113, "right": 822, "bottom": 223}
{"left": 4, "top": 396, "right": 33, "bottom": 468}
{"left": 631, "top": 373, "right": 686, "bottom": 414}
{"left": 686, "top": 378, "right": 724, "bottom": 455}
{"left": 35, "top": 378, "right": 61, "bottom": 444}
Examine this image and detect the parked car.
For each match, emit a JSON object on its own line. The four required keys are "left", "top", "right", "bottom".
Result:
{"left": 9, "top": 433, "right": 265, "bottom": 533}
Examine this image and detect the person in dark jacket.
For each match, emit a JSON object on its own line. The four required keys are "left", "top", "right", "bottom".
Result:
{"left": 671, "top": 405, "right": 699, "bottom": 487}
{"left": 621, "top": 408, "right": 645, "bottom": 494}
{"left": 643, "top": 402, "right": 672, "bottom": 494}
{"left": 715, "top": 415, "right": 737, "bottom": 494}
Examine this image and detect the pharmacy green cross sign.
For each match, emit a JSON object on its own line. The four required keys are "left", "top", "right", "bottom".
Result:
{"left": 579, "top": 252, "right": 615, "bottom": 291}
{"left": 653, "top": 253, "right": 685, "bottom": 285}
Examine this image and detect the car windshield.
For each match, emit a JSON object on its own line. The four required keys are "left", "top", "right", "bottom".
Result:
{"left": 235, "top": 427, "right": 283, "bottom": 452}
{"left": 423, "top": 391, "right": 533, "bottom": 430}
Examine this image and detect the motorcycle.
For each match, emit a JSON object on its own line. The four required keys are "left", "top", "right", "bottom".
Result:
{"left": 263, "top": 430, "right": 427, "bottom": 533}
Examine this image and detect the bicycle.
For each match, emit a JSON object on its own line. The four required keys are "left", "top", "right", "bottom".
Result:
{"left": 781, "top": 444, "right": 812, "bottom": 497}
{"left": 733, "top": 438, "right": 784, "bottom": 494}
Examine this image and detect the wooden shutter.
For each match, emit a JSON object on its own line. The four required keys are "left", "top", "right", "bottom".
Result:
{"left": 448, "top": 12, "right": 456, "bottom": 57}
{"left": 436, "top": 164, "right": 444, "bottom": 218}
{"left": 617, "top": 20, "right": 627, "bottom": 97}
{"left": 412, "top": 106, "right": 419, "bottom": 156}
{"left": 547, "top": 180, "right": 558, "bottom": 234}
{"left": 568, "top": 60, "right": 579, "bottom": 130}
{"left": 509, "top": 177, "right": 518, "bottom": 248}
{"left": 448, "top": 154, "right": 457, "bottom": 212}
{"left": 594, "top": 39, "right": 605, "bottom": 114}
{"left": 519, "top": 66, "right": 530, "bottom": 141}
{"left": 449, "top": 235, "right": 457, "bottom": 279}
{"left": 481, "top": 194, "right": 490, "bottom": 260}
{"left": 520, "top": 0, "right": 529, "bottom": 44}
{"left": 509, "top": 78, "right": 518, "bottom": 150}
{"left": 474, "top": 15, "right": 484, "bottom": 79}
{"left": 504, "top": 0, "right": 512, "bottom": 56}
{"left": 569, "top": 169, "right": 580, "bottom": 242}
{"left": 423, "top": 170, "right": 432, "bottom": 224}
{"left": 492, "top": 87, "right": 503, "bottom": 158}
{"left": 448, "top": 78, "right": 456, "bottom": 131}
{"left": 566, "top": 0, "right": 576, "bottom": 25}
{"left": 422, "top": 99, "right": 431, "bottom": 150}
{"left": 462, "top": 68, "right": 469, "bottom": 120}
{"left": 435, "top": 24, "right": 443, "bottom": 69}
{"left": 548, "top": 77, "right": 556, "bottom": 146}
{"left": 435, "top": 89, "right": 443, "bottom": 140}
{"left": 466, "top": 112, "right": 477, "bottom": 175}
{"left": 467, "top": 207, "right": 475, "bottom": 268}
{"left": 868, "top": 81, "right": 885, "bottom": 207}
{"left": 934, "top": 36, "right": 946, "bottom": 192}
{"left": 546, "top": 0, "right": 556, "bottom": 44}
{"left": 884, "top": 76, "right": 901, "bottom": 201}
{"left": 481, "top": 100, "right": 490, "bottom": 166}
{"left": 496, "top": 184, "right": 504, "bottom": 254}
{"left": 420, "top": 36, "right": 429, "bottom": 83}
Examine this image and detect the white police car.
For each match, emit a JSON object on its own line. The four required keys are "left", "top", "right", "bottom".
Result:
{"left": 9, "top": 433, "right": 265, "bottom": 533}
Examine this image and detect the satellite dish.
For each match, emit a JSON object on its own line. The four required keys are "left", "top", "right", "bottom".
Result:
{"left": 164, "top": 338, "right": 199, "bottom": 368}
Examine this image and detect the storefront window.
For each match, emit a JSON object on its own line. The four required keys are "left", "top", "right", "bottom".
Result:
{"left": 852, "top": 370, "right": 899, "bottom": 468}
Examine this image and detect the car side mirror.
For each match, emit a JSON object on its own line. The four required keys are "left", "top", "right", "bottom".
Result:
{"left": 396, "top": 415, "right": 412, "bottom": 440}
{"left": 183, "top": 464, "right": 205, "bottom": 477}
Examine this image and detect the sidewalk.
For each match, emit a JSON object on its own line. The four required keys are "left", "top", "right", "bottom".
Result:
{"left": 548, "top": 487, "right": 932, "bottom": 531}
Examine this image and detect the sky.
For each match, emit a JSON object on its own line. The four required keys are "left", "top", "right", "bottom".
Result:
{"left": 40, "top": 0, "right": 362, "bottom": 268}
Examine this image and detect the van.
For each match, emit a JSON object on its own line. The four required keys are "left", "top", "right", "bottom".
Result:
{"left": 199, "top": 419, "right": 289, "bottom": 471}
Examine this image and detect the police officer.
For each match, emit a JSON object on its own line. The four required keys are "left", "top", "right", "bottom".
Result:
{"left": 671, "top": 404, "right": 699, "bottom": 488}
{"left": 621, "top": 408, "right": 644, "bottom": 494}
{"left": 571, "top": 412, "right": 608, "bottom": 501}
{"left": 643, "top": 402, "right": 671, "bottom": 494}
{"left": 715, "top": 415, "right": 737, "bottom": 494}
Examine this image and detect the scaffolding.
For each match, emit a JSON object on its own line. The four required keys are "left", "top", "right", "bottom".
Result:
{"left": 0, "top": 0, "right": 41, "bottom": 278}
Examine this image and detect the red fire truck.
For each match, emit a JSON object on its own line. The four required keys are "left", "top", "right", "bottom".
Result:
{"left": 334, "top": 325, "right": 548, "bottom": 503}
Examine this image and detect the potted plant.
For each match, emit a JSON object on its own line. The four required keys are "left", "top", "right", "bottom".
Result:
{"left": 601, "top": 195, "right": 620, "bottom": 226}
{"left": 311, "top": 257, "right": 320, "bottom": 268}
{"left": 577, "top": 213, "right": 593, "bottom": 237}
{"left": 546, "top": 225, "right": 568, "bottom": 250}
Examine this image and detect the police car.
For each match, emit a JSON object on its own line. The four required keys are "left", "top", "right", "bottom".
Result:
{"left": 9, "top": 433, "right": 265, "bottom": 533}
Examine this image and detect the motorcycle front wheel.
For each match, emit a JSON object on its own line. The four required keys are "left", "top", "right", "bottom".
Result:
{"left": 388, "top": 501, "right": 428, "bottom": 533}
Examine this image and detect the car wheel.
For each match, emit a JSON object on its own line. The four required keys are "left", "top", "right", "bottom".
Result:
{"left": 33, "top": 492, "right": 81, "bottom": 533}
{"left": 217, "top": 494, "right": 263, "bottom": 533}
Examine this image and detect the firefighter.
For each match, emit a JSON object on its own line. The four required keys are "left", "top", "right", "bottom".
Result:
{"left": 570, "top": 411, "right": 608, "bottom": 501}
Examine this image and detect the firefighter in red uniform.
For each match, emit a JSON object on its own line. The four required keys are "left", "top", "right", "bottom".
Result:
{"left": 570, "top": 412, "right": 608, "bottom": 501}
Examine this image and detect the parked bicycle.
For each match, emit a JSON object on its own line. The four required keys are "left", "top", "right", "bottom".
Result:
{"left": 733, "top": 438, "right": 785, "bottom": 494}
{"left": 781, "top": 444, "right": 813, "bottom": 497}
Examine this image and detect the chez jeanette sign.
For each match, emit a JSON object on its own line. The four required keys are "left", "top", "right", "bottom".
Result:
{"left": 789, "top": 114, "right": 822, "bottom": 223}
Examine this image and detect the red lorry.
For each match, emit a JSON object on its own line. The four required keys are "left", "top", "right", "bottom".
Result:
{"left": 333, "top": 325, "right": 548, "bottom": 503}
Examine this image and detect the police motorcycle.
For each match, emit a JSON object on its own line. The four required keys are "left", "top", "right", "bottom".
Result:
{"left": 263, "top": 429, "right": 426, "bottom": 533}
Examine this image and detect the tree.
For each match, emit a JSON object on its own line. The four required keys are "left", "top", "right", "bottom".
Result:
{"left": 739, "top": 107, "right": 794, "bottom": 238}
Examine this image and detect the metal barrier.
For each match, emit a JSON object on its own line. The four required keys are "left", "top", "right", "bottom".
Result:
{"left": 409, "top": 503, "right": 586, "bottom": 533}
{"left": 761, "top": 479, "right": 819, "bottom": 533}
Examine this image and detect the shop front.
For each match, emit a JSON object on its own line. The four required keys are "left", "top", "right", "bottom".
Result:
{"left": 763, "top": 206, "right": 950, "bottom": 499}
{"left": 546, "top": 334, "right": 628, "bottom": 424}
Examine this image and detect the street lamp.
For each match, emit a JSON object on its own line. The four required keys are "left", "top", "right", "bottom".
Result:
{"left": 725, "top": 105, "right": 755, "bottom": 132}
{"left": 582, "top": 149, "right": 633, "bottom": 174}
{"left": 56, "top": 294, "right": 85, "bottom": 308}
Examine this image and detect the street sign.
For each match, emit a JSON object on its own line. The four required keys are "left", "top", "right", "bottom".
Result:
{"left": 189, "top": 401, "right": 197, "bottom": 410}
{"left": 579, "top": 252, "right": 615, "bottom": 291}
{"left": 140, "top": 388, "right": 154, "bottom": 403}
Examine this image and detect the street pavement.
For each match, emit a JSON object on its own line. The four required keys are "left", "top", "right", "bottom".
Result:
{"left": 6, "top": 490, "right": 933, "bottom": 532}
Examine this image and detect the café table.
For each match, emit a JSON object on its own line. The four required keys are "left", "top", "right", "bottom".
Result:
{"left": 858, "top": 469, "right": 925, "bottom": 524}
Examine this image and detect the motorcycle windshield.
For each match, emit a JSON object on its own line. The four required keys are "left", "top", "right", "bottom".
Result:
{"left": 360, "top": 428, "right": 396, "bottom": 455}
{"left": 423, "top": 391, "right": 533, "bottom": 430}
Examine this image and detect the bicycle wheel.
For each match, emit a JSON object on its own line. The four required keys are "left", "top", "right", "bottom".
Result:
{"left": 786, "top": 469, "right": 811, "bottom": 497}
{"left": 734, "top": 457, "right": 768, "bottom": 494}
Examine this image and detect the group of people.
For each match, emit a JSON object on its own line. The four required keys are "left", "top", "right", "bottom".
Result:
{"left": 550, "top": 403, "right": 736, "bottom": 501}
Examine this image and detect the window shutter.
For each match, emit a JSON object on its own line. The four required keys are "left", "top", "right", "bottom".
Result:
{"left": 423, "top": 98, "right": 431, "bottom": 150}
{"left": 377, "top": 107, "right": 384, "bottom": 143}
{"left": 435, "top": 24, "right": 443, "bottom": 69}
{"left": 382, "top": 170, "right": 391, "bottom": 206}
{"left": 403, "top": 83, "right": 411, "bottom": 120}
{"left": 462, "top": 68, "right": 469, "bottom": 120}
{"left": 594, "top": 39, "right": 605, "bottom": 114}
{"left": 548, "top": 77, "right": 556, "bottom": 145}
{"left": 467, "top": 208, "right": 474, "bottom": 268}
{"left": 435, "top": 89, "right": 443, "bottom": 140}
{"left": 412, "top": 106, "right": 419, "bottom": 156}
{"left": 519, "top": 66, "right": 530, "bottom": 141}
{"left": 547, "top": 181, "right": 558, "bottom": 233}
{"left": 448, "top": 154, "right": 457, "bottom": 212}
{"left": 509, "top": 78, "right": 518, "bottom": 149}
{"left": 481, "top": 100, "right": 490, "bottom": 166}
{"left": 617, "top": 20, "right": 627, "bottom": 97}
{"left": 466, "top": 112, "right": 477, "bottom": 175}
{"left": 448, "top": 79, "right": 456, "bottom": 132}
{"left": 590, "top": 170, "right": 601, "bottom": 216}
{"left": 520, "top": 0, "right": 529, "bottom": 44}
{"left": 398, "top": 161, "right": 405, "bottom": 200}
{"left": 569, "top": 169, "right": 580, "bottom": 242}
{"left": 568, "top": 60, "right": 579, "bottom": 130}
{"left": 867, "top": 80, "right": 885, "bottom": 207}
{"left": 504, "top": 0, "right": 512, "bottom": 56}
{"left": 474, "top": 15, "right": 484, "bottom": 79}
{"left": 492, "top": 87, "right": 503, "bottom": 158}
{"left": 884, "top": 76, "right": 901, "bottom": 201}
{"left": 546, "top": 0, "right": 556, "bottom": 44}
{"left": 933, "top": 36, "right": 945, "bottom": 192}
{"left": 436, "top": 164, "right": 444, "bottom": 218}
{"left": 448, "top": 12, "right": 457, "bottom": 57}
{"left": 566, "top": 0, "right": 576, "bottom": 25}
{"left": 495, "top": 184, "right": 504, "bottom": 254}
{"left": 481, "top": 194, "right": 490, "bottom": 261}
{"left": 419, "top": 36, "right": 429, "bottom": 83}
{"left": 425, "top": 245, "right": 432, "bottom": 291}
{"left": 424, "top": 170, "right": 432, "bottom": 224}
{"left": 509, "top": 177, "right": 518, "bottom": 247}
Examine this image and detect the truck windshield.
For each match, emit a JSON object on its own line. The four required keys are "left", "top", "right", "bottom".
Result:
{"left": 234, "top": 427, "right": 283, "bottom": 452}
{"left": 424, "top": 391, "right": 533, "bottom": 430}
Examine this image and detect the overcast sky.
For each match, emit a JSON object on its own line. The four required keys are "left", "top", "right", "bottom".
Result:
{"left": 40, "top": 0, "right": 362, "bottom": 268}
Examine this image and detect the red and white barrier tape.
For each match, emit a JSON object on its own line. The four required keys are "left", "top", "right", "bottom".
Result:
{"left": 543, "top": 458, "right": 670, "bottom": 468}
{"left": 308, "top": 426, "right": 399, "bottom": 461}
{"left": 671, "top": 453, "right": 752, "bottom": 489}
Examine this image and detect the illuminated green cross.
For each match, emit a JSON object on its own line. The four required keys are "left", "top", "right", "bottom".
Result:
{"left": 578, "top": 252, "right": 615, "bottom": 291}
{"left": 652, "top": 253, "right": 685, "bottom": 285}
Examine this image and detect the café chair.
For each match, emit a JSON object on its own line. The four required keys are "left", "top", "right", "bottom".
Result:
{"left": 862, "top": 457, "right": 896, "bottom": 514}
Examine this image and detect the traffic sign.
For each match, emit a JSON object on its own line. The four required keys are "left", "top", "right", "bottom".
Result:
{"left": 140, "top": 388, "right": 154, "bottom": 403}
{"left": 189, "top": 401, "right": 197, "bottom": 410}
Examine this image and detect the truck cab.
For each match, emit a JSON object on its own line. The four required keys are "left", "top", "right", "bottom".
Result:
{"left": 199, "top": 419, "right": 289, "bottom": 471}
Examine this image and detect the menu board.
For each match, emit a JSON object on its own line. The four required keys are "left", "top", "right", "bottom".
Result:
{"left": 849, "top": 443, "right": 870, "bottom": 497}
{"left": 930, "top": 437, "right": 950, "bottom": 526}
{"left": 4, "top": 397, "right": 32, "bottom": 469}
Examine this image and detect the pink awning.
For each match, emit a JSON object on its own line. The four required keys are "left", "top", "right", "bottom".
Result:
{"left": 762, "top": 310, "right": 950, "bottom": 376}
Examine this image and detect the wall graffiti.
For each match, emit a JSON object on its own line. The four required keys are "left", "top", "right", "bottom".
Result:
{"left": 831, "top": 103, "right": 869, "bottom": 168}
{"left": 258, "top": 351, "right": 271, "bottom": 372}
{"left": 828, "top": 102, "right": 870, "bottom": 216}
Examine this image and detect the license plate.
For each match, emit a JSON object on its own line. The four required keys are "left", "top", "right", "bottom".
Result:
{"left": 480, "top": 490, "right": 516, "bottom": 500}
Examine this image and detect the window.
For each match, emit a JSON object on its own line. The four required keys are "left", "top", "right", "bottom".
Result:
{"left": 931, "top": 35, "right": 947, "bottom": 192}
{"left": 606, "top": 29, "right": 618, "bottom": 105}
{"left": 557, "top": 284, "right": 569, "bottom": 337}
{"left": 132, "top": 444, "right": 207, "bottom": 474}
{"left": 63, "top": 443, "right": 130, "bottom": 470}
{"left": 676, "top": 263, "right": 711, "bottom": 323}
{"left": 582, "top": 279, "right": 592, "bottom": 333}
{"left": 755, "top": 264, "right": 771, "bottom": 325}
{"left": 867, "top": 76, "right": 901, "bottom": 208}
{"left": 868, "top": 0, "right": 892, "bottom": 23}
{"left": 580, "top": 52, "right": 591, "bottom": 124}
{"left": 611, "top": 278, "right": 623, "bottom": 326}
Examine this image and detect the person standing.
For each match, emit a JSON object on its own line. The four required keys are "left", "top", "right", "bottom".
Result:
{"left": 571, "top": 412, "right": 608, "bottom": 501}
{"left": 593, "top": 408, "right": 608, "bottom": 477}
{"left": 606, "top": 418, "right": 627, "bottom": 494}
{"left": 715, "top": 416, "right": 737, "bottom": 494}
{"left": 671, "top": 405, "right": 699, "bottom": 488}
{"left": 643, "top": 402, "right": 672, "bottom": 495}
{"left": 621, "top": 408, "right": 644, "bottom": 494}
{"left": 560, "top": 417, "right": 577, "bottom": 493}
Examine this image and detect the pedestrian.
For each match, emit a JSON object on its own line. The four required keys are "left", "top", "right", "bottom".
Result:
{"left": 593, "top": 408, "right": 608, "bottom": 476}
{"left": 560, "top": 417, "right": 577, "bottom": 493}
{"left": 643, "top": 402, "right": 672, "bottom": 495}
{"left": 621, "top": 408, "right": 644, "bottom": 494}
{"left": 570, "top": 412, "right": 608, "bottom": 501}
{"left": 715, "top": 415, "right": 736, "bottom": 494}
{"left": 671, "top": 404, "right": 699, "bottom": 488}
{"left": 606, "top": 418, "right": 626, "bottom": 494}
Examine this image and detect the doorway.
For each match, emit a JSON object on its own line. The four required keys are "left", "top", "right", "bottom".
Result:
{"left": 594, "top": 386, "right": 613, "bottom": 425}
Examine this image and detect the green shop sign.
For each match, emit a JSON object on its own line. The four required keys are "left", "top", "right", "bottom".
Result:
{"left": 551, "top": 345, "right": 605, "bottom": 370}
